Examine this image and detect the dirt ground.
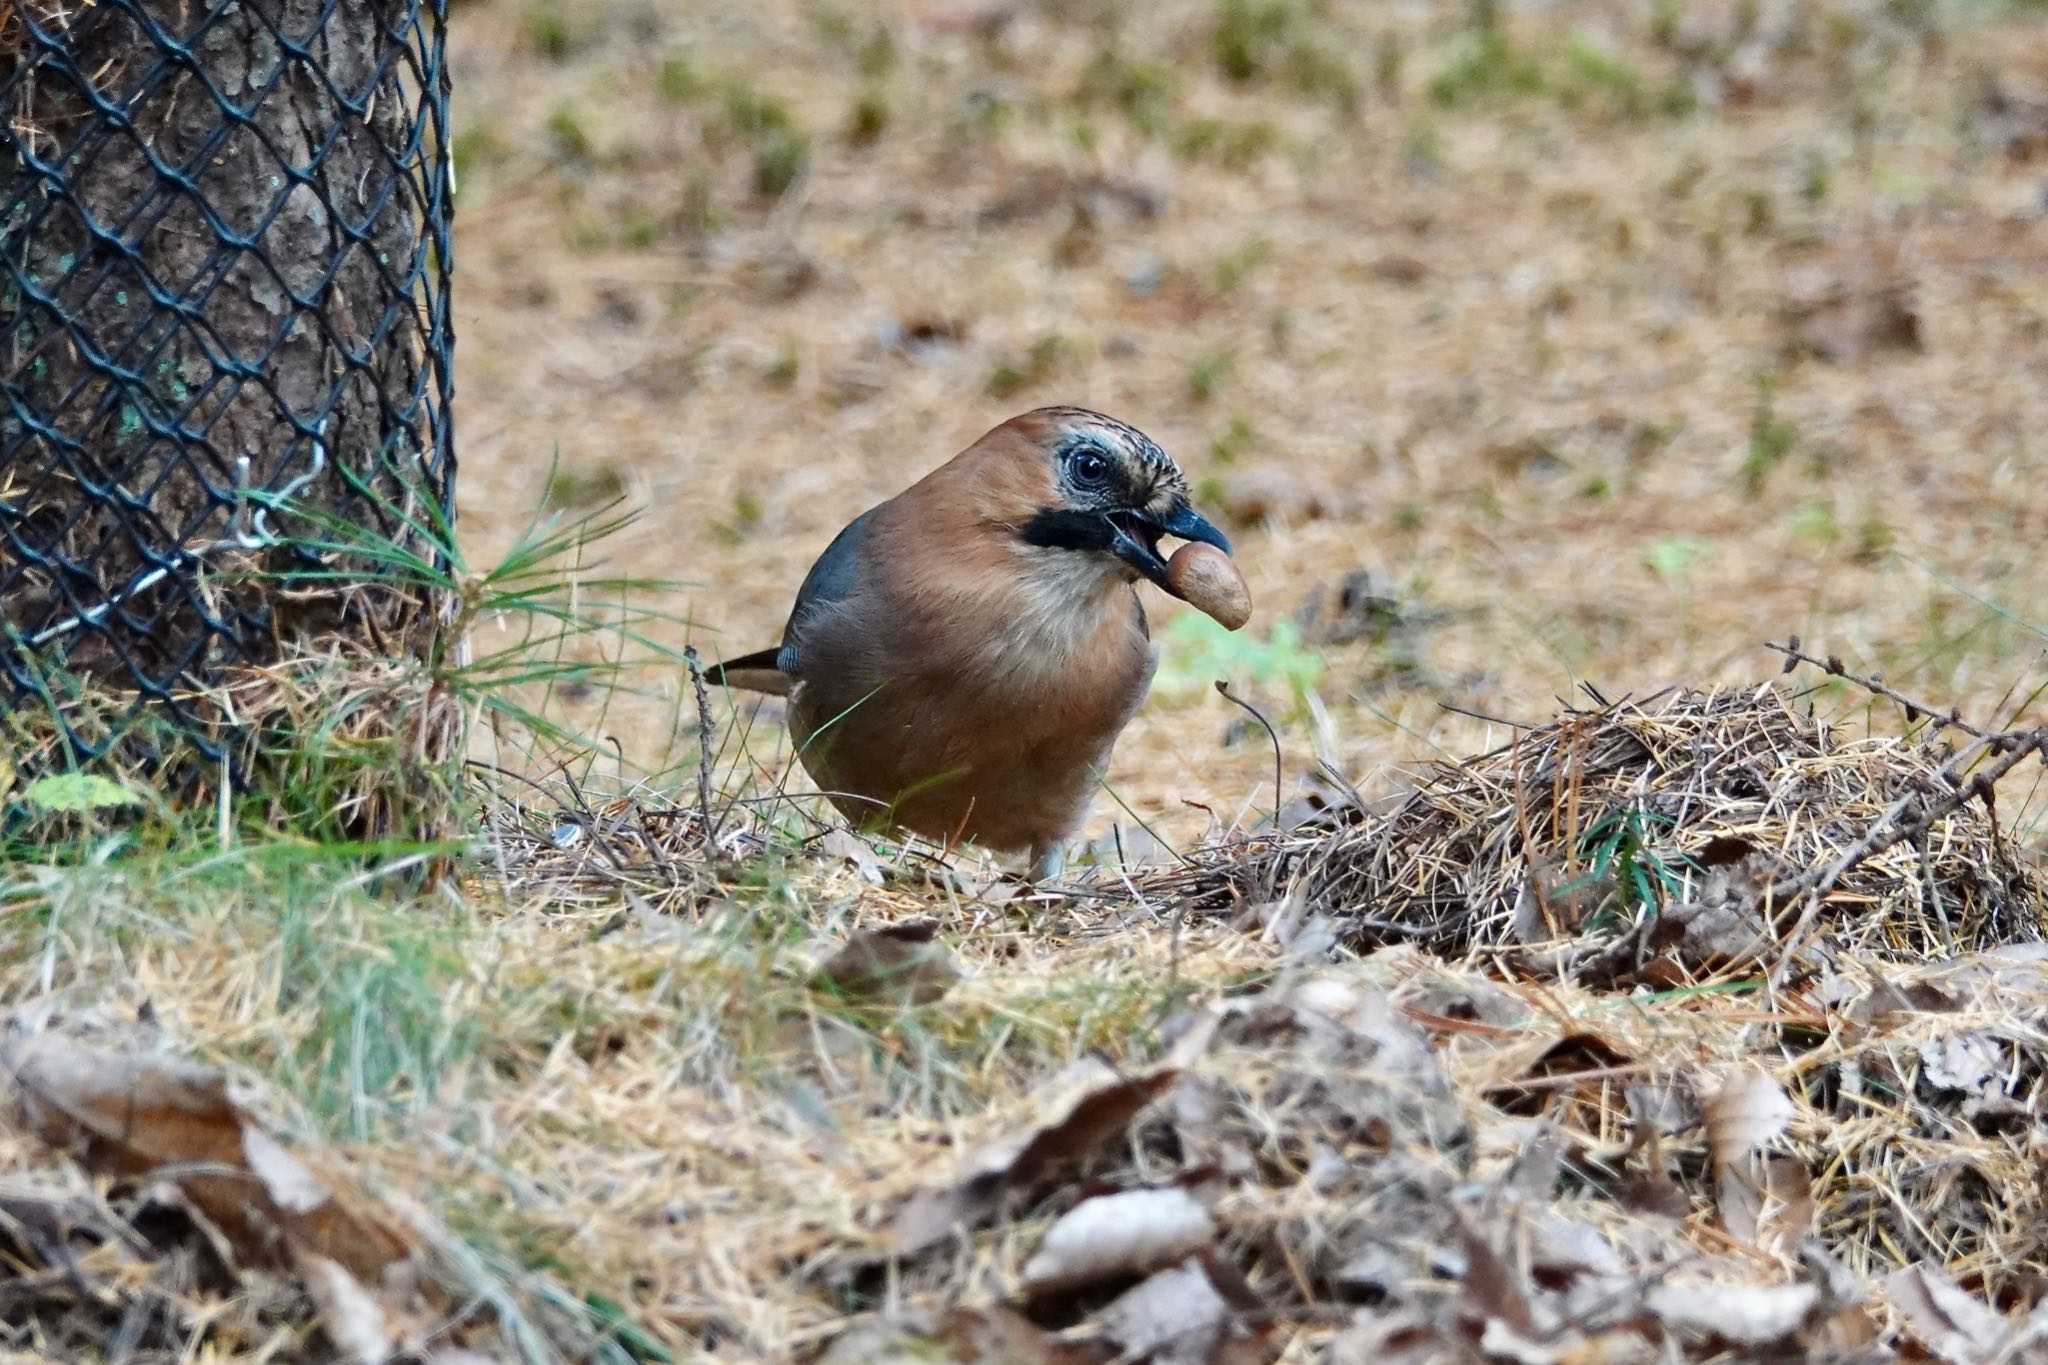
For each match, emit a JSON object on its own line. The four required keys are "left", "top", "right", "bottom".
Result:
{"left": 447, "top": 0, "right": 2048, "bottom": 853}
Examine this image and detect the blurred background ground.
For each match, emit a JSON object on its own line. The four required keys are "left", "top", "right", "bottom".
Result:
{"left": 449, "top": 0, "right": 2048, "bottom": 848}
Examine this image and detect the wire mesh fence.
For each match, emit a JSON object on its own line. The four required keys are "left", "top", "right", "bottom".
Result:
{"left": 1, "top": 0, "right": 454, "bottom": 768}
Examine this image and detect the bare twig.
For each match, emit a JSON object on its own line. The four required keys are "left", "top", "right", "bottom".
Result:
{"left": 1216, "top": 679, "right": 1282, "bottom": 824}
{"left": 685, "top": 645, "right": 716, "bottom": 844}
{"left": 1768, "top": 638, "right": 1987, "bottom": 740}
{"left": 1439, "top": 700, "right": 1536, "bottom": 729}
{"left": 1766, "top": 728, "right": 2047, "bottom": 985}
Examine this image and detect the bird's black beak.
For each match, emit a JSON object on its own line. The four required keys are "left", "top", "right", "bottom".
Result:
{"left": 1107, "top": 499, "right": 1232, "bottom": 590}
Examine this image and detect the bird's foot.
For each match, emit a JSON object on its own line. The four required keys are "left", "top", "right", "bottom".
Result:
{"left": 1027, "top": 841, "right": 1067, "bottom": 887}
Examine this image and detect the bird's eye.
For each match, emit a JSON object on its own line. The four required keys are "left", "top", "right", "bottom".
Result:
{"left": 1070, "top": 449, "right": 1110, "bottom": 488}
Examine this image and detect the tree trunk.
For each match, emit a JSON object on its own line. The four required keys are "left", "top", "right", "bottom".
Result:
{"left": 1, "top": 0, "right": 452, "bottom": 719}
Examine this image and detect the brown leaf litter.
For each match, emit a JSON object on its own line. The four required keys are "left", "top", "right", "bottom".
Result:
{"left": 767, "top": 675, "right": 2048, "bottom": 1361}
{"left": 816, "top": 940, "right": 2048, "bottom": 1362}
{"left": 815, "top": 919, "right": 961, "bottom": 1007}
{"left": 0, "top": 1012, "right": 483, "bottom": 1363}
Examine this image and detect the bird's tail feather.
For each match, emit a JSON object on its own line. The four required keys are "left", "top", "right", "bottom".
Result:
{"left": 704, "top": 648, "right": 791, "bottom": 697}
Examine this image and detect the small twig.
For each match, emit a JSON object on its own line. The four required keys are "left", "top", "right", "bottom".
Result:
{"left": 556, "top": 768, "right": 632, "bottom": 871}
{"left": 1768, "top": 637, "right": 1988, "bottom": 740}
{"left": 632, "top": 798, "right": 676, "bottom": 879}
{"left": 1216, "top": 680, "right": 1282, "bottom": 824}
{"left": 1438, "top": 700, "right": 1536, "bottom": 729}
{"left": 1914, "top": 826, "right": 1952, "bottom": 954}
{"left": 685, "top": 645, "right": 716, "bottom": 844}
{"left": 1766, "top": 728, "right": 2048, "bottom": 986}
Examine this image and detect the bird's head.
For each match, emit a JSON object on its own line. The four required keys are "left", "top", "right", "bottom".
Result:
{"left": 979, "top": 406, "right": 1231, "bottom": 593}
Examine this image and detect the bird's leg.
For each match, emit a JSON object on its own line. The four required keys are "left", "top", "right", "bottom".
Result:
{"left": 1028, "top": 840, "right": 1067, "bottom": 886}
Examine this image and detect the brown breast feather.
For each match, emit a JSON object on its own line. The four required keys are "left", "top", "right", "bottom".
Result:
{"left": 786, "top": 423, "right": 1154, "bottom": 852}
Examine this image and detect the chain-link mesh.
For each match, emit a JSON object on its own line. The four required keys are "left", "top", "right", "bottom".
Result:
{"left": 1, "top": 0, "right": 454, "bottom": 764}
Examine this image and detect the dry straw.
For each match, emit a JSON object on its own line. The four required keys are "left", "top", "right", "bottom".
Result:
{"left": 1138, "top": 679, "right": 2044, "bottom": 982}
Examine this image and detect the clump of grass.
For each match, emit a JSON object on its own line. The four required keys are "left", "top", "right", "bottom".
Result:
{"left": 1428, "top": 29, "right": 1542, "bottom": 105}
{"left": 545, "top": 462, "right": 631, "bottom": 510}
{"left": 1172, "top": 115, "right": 1282, "bottom": 169}
{"left": 987, "top": 334, "right": 1073, "bottom": 399}
{"left": 1076, "top": 49, "right": 1181, "bottom": 135}
{"left": 952, "top": 87, "right": 1013, "bottom": 141}
{"left": 1429, "top": 29, "right": 1694, "bottom": 121}
{"left": 1211, "top": 0, "right": 1293, "bottom": 83}
{"left": 523, "top": 6, "right": 581, "bottom": 62}
{"left": 1562, "top": 805, "right": 1695, "bottom": 933}
{"left": 1792, "top": 497, "right": 1837, "bottom": 546}
{"left": 1741, "top": 372, "right": 1798, "bottom": 496}
{"left": 856, "top": 25, "right": 896, "bottom": 78}
{"left": 657, "top": 53, "right": 707, "bottom": 104}
{"left": 1155, "top": 612, "right": 1323, "bottom": 709}
{"left": 1209, "top": 414, "right": 1256, "bottom": 465}
{"left": 1283, "top": 41, "right": 1359, "bottom": 116}
{"left": 1854, "top": 510, "right": 1897, "bottom": 564}
{"left": 545, "top": 103, "right": 596, "bottom": 162}
{"left": 844, "top": 86, "right": 890, "bottom": 144}
{"left": 658, "top": 65, "right": 814, "bottom": 199}
{"left": 752, "top": 126, "right": 811, "bottom": 197}
{"left": 1645, "top": 534, "right": 1710, "bottom": 587}
{"left": 1187, "top": 346, "right": 1237, "bottom": 402}
{"left": 714, "top": 487, "right": 765, "bottom": 546}
{"left": 680, "top": 169, "right": 722, "bottom": 233}
{"left": 451, "top": 118, "right": 509, "bottom": 199}
{"left": 1211, "top": 237, "right": 1270, "bottom": 294}
{"left": 717, "top": 80, "right": 791, "bottom": 142}
{"left": 1802, "top": 154, "right": 1832, "bottom": 204}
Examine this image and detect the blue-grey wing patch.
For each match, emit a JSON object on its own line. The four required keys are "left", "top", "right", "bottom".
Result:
{"left": 779, "top": 506, "right": 878, "bottom": 675}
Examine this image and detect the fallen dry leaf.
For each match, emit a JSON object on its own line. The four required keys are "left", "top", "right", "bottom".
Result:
{"left": 1, "top": 1020, "right": 438, "bottom": 1362}
{"left": 1699, "top": 1068, "right": 1812, "bottom": 1256}
{"left": 1717, "top": 1151, "right": 1814, "bottom": 1257}
{"left": 1327, "top": 1307, "right": 1448, "bottom": 1365}
{"left": 1887, "top": 1266, "right": 2018, "bottom": 1364}
{"left": 1456, "top": 1215, "right": 1539, "bottom": 1338}
{"left": 1092, "top": 1256, "right": 1255, "bottom": 1365}
{"left": 1646, "top": 1276, "right": 1822, "bottom": 1348}
{"left": 814, "top": 1305, "right": 1099, "bottom": 1364}
{"left": 818, "top": 828, "right": 885, "bottom": 883}
{"left": 303, "top": 1253, "right": 398, "bottom": 1362}
{"left": 1701, "top": 1068, "right": 1796, "bottom": 1174}
{"left": 1021, "top": 1185, "right": 1215, "bottom": 1292}
{"left": 814, "top": 919, "right": 959, "bottom": 1006}
{"left": 888, "top": 1057, "right": 1181, "bottom": 1254}
{"left": 1919, "top": 1032, "right": 2003, "bottom": 1098}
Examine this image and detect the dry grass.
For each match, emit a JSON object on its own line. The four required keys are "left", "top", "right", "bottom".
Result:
{"left": 10, "top": 0, "right": 2048, "bottom": 1361}
{"left": 1145, "top": 682, "right": 2044, "bottom": 967}
{"left": 2, "top": 644, "right": 464, "bottom": 842}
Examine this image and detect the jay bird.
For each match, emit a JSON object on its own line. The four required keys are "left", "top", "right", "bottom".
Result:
{"left": 708, "top": 406, "right": 1234, "bottom": 882}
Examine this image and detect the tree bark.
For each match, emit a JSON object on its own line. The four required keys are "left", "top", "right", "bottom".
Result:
{"left": 1, "top": 0, "right": 451, "bottom": 706}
